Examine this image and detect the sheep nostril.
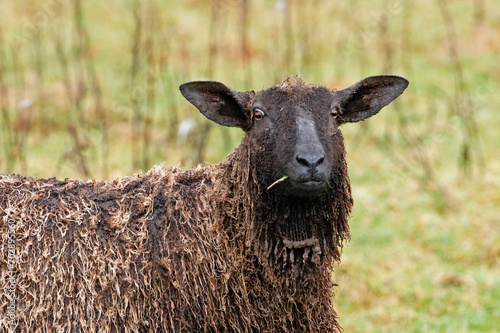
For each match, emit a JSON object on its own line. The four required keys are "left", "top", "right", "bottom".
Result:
{"left": 296, "top": 154, "right": 325, "bottom": 169}
{"left": 296, "top": 155, "right": 309, "bottom": 167}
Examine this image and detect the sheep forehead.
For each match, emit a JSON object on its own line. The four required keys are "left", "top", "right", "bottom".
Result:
{"left": 252, "top": 83, "right": 333, "bottom": 118}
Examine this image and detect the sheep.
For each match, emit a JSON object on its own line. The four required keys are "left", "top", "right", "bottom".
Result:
{"left": 0, "top": 75, "right": 408, "bottom": 332}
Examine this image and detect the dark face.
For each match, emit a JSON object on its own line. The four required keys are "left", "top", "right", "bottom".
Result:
{"left": 247, "top": 84, "right": 343, "bottom": 197}
{"left": 179, "top": 76, "right": 409, "bottom": 198}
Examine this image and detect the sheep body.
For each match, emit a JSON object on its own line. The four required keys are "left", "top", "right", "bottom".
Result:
{"left": 1, "top": 152, "right": 340, "bottom": 332}
{"left": 1, "top": 75, "right": 408, "bottom": 332}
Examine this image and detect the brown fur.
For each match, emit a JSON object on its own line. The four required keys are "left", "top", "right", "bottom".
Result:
{"left": 0, "top": 139, "right": 350, "bottom": 332}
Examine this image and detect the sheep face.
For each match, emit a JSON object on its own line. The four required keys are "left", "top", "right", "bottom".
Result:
{"left": 180, "top": 76, "right": 408, "bottom": 197}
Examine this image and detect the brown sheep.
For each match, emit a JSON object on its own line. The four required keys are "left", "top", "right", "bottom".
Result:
{"left": 0, "top": 75, "right": 408, "bottom": 332}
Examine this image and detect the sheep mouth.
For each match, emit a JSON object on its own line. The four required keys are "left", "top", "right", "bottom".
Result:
{"left": 298, "top": 179, "right": 326, "bottom": 188}
{"left": 285, "top": 179, "right": 328, "bottom": 197}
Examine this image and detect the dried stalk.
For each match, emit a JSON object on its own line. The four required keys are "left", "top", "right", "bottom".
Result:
{"left": 267, "top": 175, "right": 289, "bottom": 190}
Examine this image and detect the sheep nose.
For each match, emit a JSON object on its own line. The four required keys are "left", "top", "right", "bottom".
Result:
{"left": 296, "top": 153, "right": 325, "bottom": 169}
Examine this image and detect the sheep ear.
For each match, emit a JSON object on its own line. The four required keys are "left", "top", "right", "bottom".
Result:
{"left": 336, "top": 75, "right": 409, "bottom": 124}
{"left": 179, "top": 81, "right": 251, "bottom": 130}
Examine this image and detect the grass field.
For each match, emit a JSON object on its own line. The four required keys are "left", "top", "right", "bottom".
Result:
{"left": 1, "top": 0, "right": 499, "bottom": 331}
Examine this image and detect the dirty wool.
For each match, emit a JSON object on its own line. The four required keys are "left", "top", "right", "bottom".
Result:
{"left": 0, "top": 139, "right": 350, "bottom": 332}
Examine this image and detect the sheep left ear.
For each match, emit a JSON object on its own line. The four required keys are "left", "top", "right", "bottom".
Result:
{"left": 336, "top": 75, "right": 409, "bottom": 124}
{"left": 180, "top": 81, "right": 251, "bottom": 131}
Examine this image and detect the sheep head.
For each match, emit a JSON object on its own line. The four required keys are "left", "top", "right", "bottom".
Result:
{"left": 180, "top": 75, "right": 408, "bottom": 198}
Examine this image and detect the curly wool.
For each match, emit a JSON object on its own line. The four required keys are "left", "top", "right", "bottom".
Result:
{"left": 0, "top": 139, "right": 352, "bottom": 332}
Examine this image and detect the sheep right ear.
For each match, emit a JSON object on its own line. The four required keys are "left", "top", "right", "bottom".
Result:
{"left": 180, "top": 81, "right": 251, "bottom": 131}
{"left": 335, "top": 75, "right": 409, "bottom": 124}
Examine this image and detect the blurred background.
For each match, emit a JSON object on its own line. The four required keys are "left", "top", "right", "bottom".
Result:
{"left": 0, "top": 0, "right": 499, "bottom": 331}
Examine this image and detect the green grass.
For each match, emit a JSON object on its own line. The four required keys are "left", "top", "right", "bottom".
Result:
{"left": 1, "top": 0, "right": 499, "bottom": 331}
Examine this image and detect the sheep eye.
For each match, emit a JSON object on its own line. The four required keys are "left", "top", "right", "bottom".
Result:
{"left": 331, "top": 107, "right": 339, "bottom": 119}
{"left": 253, "top": 108, "right": 265, "bottom": 121}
